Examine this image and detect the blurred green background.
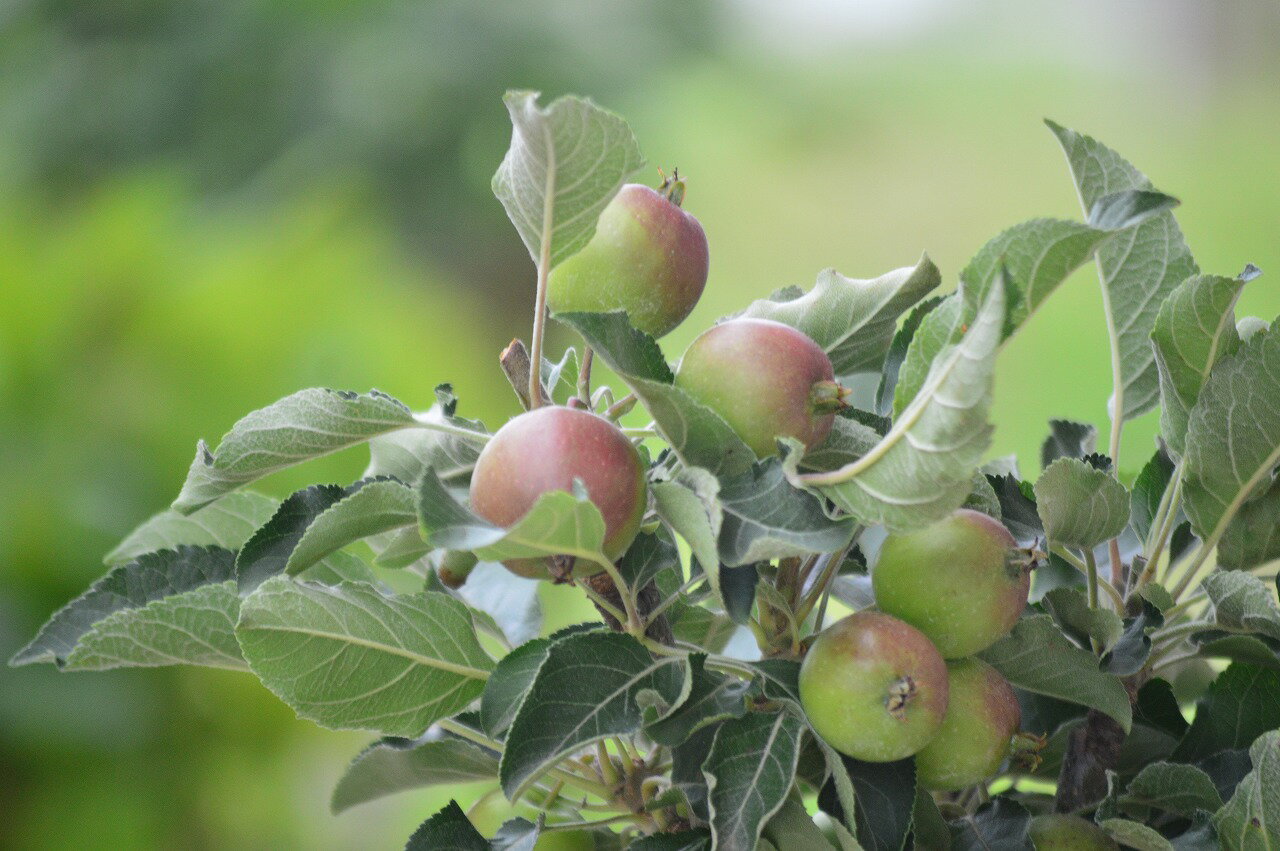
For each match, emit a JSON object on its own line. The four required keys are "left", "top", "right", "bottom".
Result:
{"left": 2, "top": 1, "right": 1279, "bottom": 847}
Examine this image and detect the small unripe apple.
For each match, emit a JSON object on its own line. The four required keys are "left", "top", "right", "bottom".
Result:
{"left": 1028, "top": 814, "right": 1119, "bottom": 850}
{"left": 798, "top": 611, "right": 949, "bottom": 762}
{"left": 914, "top": 658, "right": 1021, "bottom": 791}
{"left": 674, "top": 318, "right": 845, "bottom": 457}
{"left": 469, "top": 406, "right": 646, "bottom": 579}
{"left": 435, "top": 550, "right": 478, "bottom": 589}
{"left": 872, "top": 509, "right": 1028, "bottom": 658}
{"left": 548, "top": 179, "right": 709, "bottom": 339}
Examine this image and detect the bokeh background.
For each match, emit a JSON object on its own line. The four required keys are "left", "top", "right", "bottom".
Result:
{"left": 3, "top": 1, "right": 1279, "bottom": 848}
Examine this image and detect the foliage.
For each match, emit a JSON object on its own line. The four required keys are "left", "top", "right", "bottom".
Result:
{"left": 12, "top": 91, "right": 1280, "bottom": 849}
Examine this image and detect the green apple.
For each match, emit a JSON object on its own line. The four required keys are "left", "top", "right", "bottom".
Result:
{"left": 799, "top": 611, "right": 949, "bottom": 762}
{"left": 872, "top": 509, "right": 1028, "bottom": 658}
{"left": 914, "top": 658, "right": 1021, "bottom": 791}
{"left": 469, "top": 406, "right": 646, "bottom": 579}
{"left": 674, "top": 317, "right": 846, "bottom": 457}
{"left": 548, "top": 179, "right": 709, "bottom": 338}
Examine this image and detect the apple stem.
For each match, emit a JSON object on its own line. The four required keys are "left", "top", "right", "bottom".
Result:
{"left": 658, "top": 167, "right": 686, "bottom": 206}
{"left": 578, "top": 346, "right": 595, "bottom": 406}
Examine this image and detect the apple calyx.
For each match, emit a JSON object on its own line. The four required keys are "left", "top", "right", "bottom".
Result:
{"left": 809, "top": 379, "right": 852, "bottom": 415}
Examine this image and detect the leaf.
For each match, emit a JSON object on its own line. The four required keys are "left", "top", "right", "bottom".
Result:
{"left": 480, "top": 637, "right": 555, "bottom": 738}
{"left": 104, "top": 491, "right": 280, "bottom": 565}
{"left": 670, "top": 603, "right": 738, "bottom": 654}
{"left": 762, "top": 794, "right": 838, "bottom": 851}
{"left": 629, "top": 830, "right": 712, "bottom": 851}
{"left": 499, "top": 631, "right": 689, "bottom": 799}
{"left": 1041, "top": 419, "right": 1099, "bottom": 470}
{"left": 417, "top": 468, "right": 613, "bottom": 577}
{"left": 286, "top": 479, "right": 418, "bottom": 576}
{"left": 979, "top": 614, "right": 1132, "bottom": 731}
{"left": 1103, "top": 598, "right": 1163, "bottom": 677}
{"left": 1181, "top": 317, "right": 1280, "bottom": 550}
{"left": 703, "top": 709, "right": 804, "bottom": 851}
{"left": 1172, "top": 663, "right": 1280, "bottom": 763}
{"left": 492, "top": 90, "right": 644, "bottom": 270}
{"left": 738, "top": 255, "right": 942, "bottom": 377}
{"left": 1171, "top": 812, "right": 1220, "bottom": 851}
{"left": 236, "top": 578, "right": 493, "bottom": 737}
{"left": 1152, "top": 274, "right": 1248, "bottom": 457}
{"left": 948, "top": 797, "right": 1034, "bottom": 851}
{"left": 330, "top": 734, "right": 499, "bottom": 814}
{"left": 11, "top": 545, "right": 237, "bottom": 667}
{"left": 718, "top": 562, "right": 758, "bottom": 625}
{"left": 1131, "top": 444, "right": 1177, "bottom": 543}
{"left": 1201, "top": 571, "right": 1280, "bottom": 643}
{"left": 1217, "top": 477, "right": 1280, "bottom": 571}
{"left": 653, "top": 471, "right": 722, "bottom": 580}
{"left": 616, "top": 531, "right": 681, "bottom": 595}
{"left": 797, "top": 274, "right": 1005, "bottom": 533}
{"left": 1100, "top": 819, "right": 1174, "bottom": 851}
{"left": 987, "top": 473, "right": 1043, "bottom": 545}
{"left": 557, "top": 311, "right": 755, "bottom": 477}
{"left": 364, "top": 386, "right": 487, "bottom": 487}
{"left": 173, "top": 389, "right": 420, "bottom": 513}
{"left": 1048, "top": 121, "right": 1198, "bottom": 421}
{"left": 876, "top": 295, "right": 946, "bottom": 416}
{"left": 646, "top": 655, "right": 753, "bottom": 747}
{"left": 405, "top": 800, "right": 488, "bottom": 850}
{"left": 672, "top": 723, "right": 718, "bottom": 824}
{"left": 717, "top": 459, "right": 857, "bottom": 566}
{"left": 1033, "top": 457, "right": 1130, "bottom": 549}
{"left": 819, "top": 755, "right": 916, "bottom": 851}
{"left": 235, "top": 482, "right": 356, "bottom": 593}
{"left": 1122, "top": 762, "right": 1223, "bottom": 817}
{"left": 455, "top": 562, "right": 542, "bottom": 648}
{"left": 1042, "top": 587, "right": 1123, "bottom": 651}
{"left": 1213, "top": 730, "right": 1280, "bottom": 850}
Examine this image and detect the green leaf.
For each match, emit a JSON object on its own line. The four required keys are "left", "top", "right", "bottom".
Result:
{"left": 104, "top": 491, "right": 279, "bottom": 566}
{"left": 762, "top": 794, "right": 838, "bottom": 851}
{"left": 1201, "top": 571, "right": 1280, "bottom": 643}
{"left": 738, "top": 255, "right": 942, "bottom": 377}
{"left": 236, "top": 578, "right": 493, "bottom": 737}
{"left": 481, "top": 633, "right": 565, "bottom": 737}
{"left": 236, "top": 482, "right": 356, "bottom": 593}
{"left": 1217, "top": 477, "right": 1280, "bottom": 571}
{"left": 799, "top": 417, "right": 883, "bottom": 475}
{"left": 646, "top": 655, "right": 753, "bottom": 747}
{"left": 499, "top": 631, "right": 689, "bottom": 799}
{"left": 286, "top": 479, "right": 417, "bottom": 575}
{"left": 717, "top": 460, "right": 857, "bottom": 566}
{"left": 1041, "top": 419, "right": 1099, "bottom": 470}
{"left": 364, "top": 387, "right": 486, "bottom": 487}
{"left": 405, "top": 800, "right": 488, "bottom": 850}
{"left": 417, "top": 468, "right": 613, "bottom": 578}
{"left": 819, "top": 755, "right": 916, "bottom": 851}
{"left": 1182, "top": 319, "right": 1280, "bottom": 550}
{"left": 653, "top": 471, "right": 722, "bottom": 582}
{"left": 1048, "top": 121, "right": 1197, "bottom": 421}
{"left": 704, "top": 709, "right": 804, "bottom": 851}
{"left": 875, "top": 295, "right": 946, "bottom": 416}
{"left": 1131, "top": 445, "right": 1176, "bottom": 543}
{"left": 1042, "top": 587, "right": 1124, "bottom": 651}
{"left": 948, "top": 797, "right": 1033, "bottom": 851}
{"left": 11, "top": 545, "right": 237, "bottom": 667}
{"left": 616, "top": 531, "right": 681, "bottom": 595}
{"left": 629, "top": 831, "right": 712, "bottom": 851}
{"left": 64, "top": 580, "right": 244, "bottom": 671}
{"left": 1213, "top": 730, "right": 1280, "bottom": 850}
{"left": 1172, "top": 663, "right": 1280, "bottom": 763}
{"left": 1121, "top": 762, "right": 1223, "bottom": 817}
{"left": 492, "top": 90, "right": 644, "bottom": 270}
{"left": 1100, "top": 819, "right": 1174, "bottom": 851}
{"left": 556, "top": 310, "right": 755, "bottom": 477}
{"left": 330, "top": 734, "right": 499, "bottom": 814}
{"left": 173, "top": 389, "right": 421, "bottom": 513}
{"left": 1152, "top": 274, "right": 1248, "bottom": 457}
{"left": 1034, "top": 457, "right": 1130, "bottom": 549}
{"left": 669, "top": 603, "right": 738, "bottom": 654}
{"left": 979, "top": 614, "right": 1132, "bottom": 731}
{"left": 910, "top": 787, "right": 951, "bottom": 851}
{"left": 797, "top": 274, "right": 1004, "bottom": 533}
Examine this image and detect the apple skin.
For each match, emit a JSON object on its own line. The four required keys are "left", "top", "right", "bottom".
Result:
{"left": 468, "top": 406, "right": 646, "bottom": 579}
{"left": 674, "top": 318, "right": 838, "bottom": 457}
{"left": 798, "top": 611, "right": 950, "bottom": 762}
{"left": 872, "top": 509, "right": 1028, "bottom": 658}
{"left": 1028, "top": 814, "right": 1120, "bottom": 850}
{"left": 548, "top": 183, "right": 709, "bottom": 339}
{"left": 914, "top": 658, "right": 1021, "bottom": 791}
